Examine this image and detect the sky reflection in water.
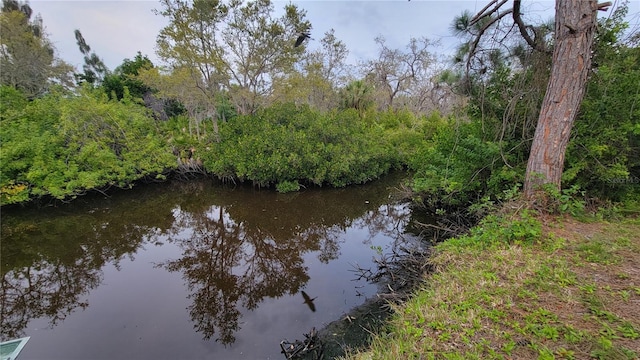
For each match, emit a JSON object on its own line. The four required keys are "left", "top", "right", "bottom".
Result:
{"left": 1, "top": 174, "right": 422, "bottom": 359}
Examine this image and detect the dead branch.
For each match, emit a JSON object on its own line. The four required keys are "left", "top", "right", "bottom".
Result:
{"left": 597, "top": 2, "right": 612, "bottom": 11}
{"left": 351, "top": 244, "right": 433, "bottom": 305}
{"left": 513, "top": 0, "right": 550, "bottom": 53}
{"left": 280, "top": 327, "right": 323, "bottom": 360}
{"left": 466, "top": 10, "right": 513, "bottom": 74}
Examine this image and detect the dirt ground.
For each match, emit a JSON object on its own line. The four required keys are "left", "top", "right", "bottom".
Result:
{"left": 540, "top": 217, "right": 640, "bottom": 357}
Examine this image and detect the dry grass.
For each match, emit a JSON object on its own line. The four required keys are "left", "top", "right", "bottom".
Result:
{"left": 343, "top": 214, "right": 640, "bottom": 360}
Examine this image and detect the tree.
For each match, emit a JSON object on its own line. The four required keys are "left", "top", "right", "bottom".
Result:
{"left": 74, "top": 29, "right": 109, "bottom": 85}
{"left": 271, "top": 64, "right": 335, "bottom": 110}
{"left": 221, "top": 0, "right": 309, "bottom": 114}
{"left": 155, "top": 0, "right": 310, "bottom": 121}
{"left": 272, "top": 29, "right": 351, "bottom": 111}
{"left": 564, "top": 3, "right": 639, "bottom": 200}
{"left": 0, "top": 0, "right": 73, "bottom": 98}
{"left": 102, "top": 52, "right": 154, "bottom": 101}
{"left": 339, "top": 80, "right": 374, "bottom": 117}
{"left": 455, "top": 0, "right": 610, "bottom": 199}
{"left": 363, "top": 36, "right": 436, "bottom": 111}
{"left": 138, "top": 66, "right": 214, "bottom": 139}
{"left": 452, "top": 5, "right": 553, "bottom": 145}
{"left": 308, "top": 29, "right": 351, "bottom": 89}
{"left": 523, "top": 0, "right": 603, "bottom": 197}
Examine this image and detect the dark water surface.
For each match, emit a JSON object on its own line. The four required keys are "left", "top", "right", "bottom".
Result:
{"left": 1, "top": 173, "right": 424, "bottom": 359}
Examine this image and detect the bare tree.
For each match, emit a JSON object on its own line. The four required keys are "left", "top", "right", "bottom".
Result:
{"left": 138, "top": 66, "right": 217, "bottom": 140}
{"left": 272, "top": 29, "right": 352, "bottom": 111}
{"left": 363, "top": 36, "right": 437, "bottom": 111}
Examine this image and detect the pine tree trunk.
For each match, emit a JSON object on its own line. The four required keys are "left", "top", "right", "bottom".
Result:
{"left": 523, "top": 0, "right": 598, "bottom": 198}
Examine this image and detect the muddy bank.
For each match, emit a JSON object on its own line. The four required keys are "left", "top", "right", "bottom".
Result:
{"left": 281, "top": 244, "right": 433, "bottom": 359}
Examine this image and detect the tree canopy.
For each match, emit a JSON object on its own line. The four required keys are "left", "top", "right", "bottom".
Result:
{"left": 155, "top": 0, "right": 311, "bottom": 116}
{"left": 0, "top": 0, "right": 73, "bottom": 98}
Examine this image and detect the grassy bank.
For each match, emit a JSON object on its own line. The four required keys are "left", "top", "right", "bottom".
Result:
{"left": 344, "top": 209, "right": 640, "bottom": 359}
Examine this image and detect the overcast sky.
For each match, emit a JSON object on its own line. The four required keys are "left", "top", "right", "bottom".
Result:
{"left": 29, "top": 0, "right": 635, "bottom": 72}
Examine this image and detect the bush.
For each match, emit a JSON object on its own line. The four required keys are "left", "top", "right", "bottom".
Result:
{"left": 564, "top": 15, "right": 640, "bottom": 201}
{"left": 202, "top": 103, "right": 406, "bottom": 188}
{"left": 407, "top": 119, "right": 521, "bottom": 208}
{"left": 0, "top": 87, "right": 175, "bottom": 205}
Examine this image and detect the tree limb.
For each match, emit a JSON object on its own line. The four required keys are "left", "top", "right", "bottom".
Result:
{"left": 513, "top": 0, "right": 550, "bottom": 53}
{"left": 466, "top": 9, "right": 513, "bottom": 73}
{"left": 470, "top": 0, "right": 510, "bottom": 28}
{"left": 597, "top": 2, "right": 612, "bottom": 11}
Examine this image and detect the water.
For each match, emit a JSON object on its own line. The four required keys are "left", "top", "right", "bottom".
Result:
{"left": 1, "top": 173, "right": 424, "bottom": 359}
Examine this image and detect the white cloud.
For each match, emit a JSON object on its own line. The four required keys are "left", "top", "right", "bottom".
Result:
{"left": 28, "top": 0, "right": 630, "bottom": 74}
{"left": 32, "top": 1, "right": 164, "bottom": 71}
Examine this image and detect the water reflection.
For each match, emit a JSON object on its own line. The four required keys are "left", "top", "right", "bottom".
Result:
{"left": 159, "top": 204, "right": 311, "bottom": 345}
{"left": 156, "top": 176, "right": 410, "bottom": 345}
{"left": 1, "top": 173, "right": 420, "bottom": 358}
{"left": 1, "top": 206, "right": 153, "bottom": 340}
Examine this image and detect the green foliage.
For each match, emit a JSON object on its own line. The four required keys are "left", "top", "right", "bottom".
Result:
{"left": 408, "top": 119, "right": 522, "bottom": 207}
{"left": 446, "top": 210, "right": 542, "bottom": 249}
{"left": 409, "top": 2, "right": 638, "bottom": 211}
{"left": 102, "top": 52, "right": 154, "bottom": 101}
{"left": 2, "top": 84, "right": 439, "bottom": 205}
{"left": 541, "top": 184, "right": 586, "bottom": 216}
{"left": 203, "top": 103, "right": 405, "bottom": 188}
{"left": 0, "top": 86, "right": 175, "bottom": 205}
{"left": 275, "top": 180, "right": 300, "bottom": 193}
{"left": 0, "top": 85, "right": 27, "bottom": 119}
{"left": 156, "top": 0, "right": 311, "bottom": 115}
{"left": 375, "top": 108, "right": 444, "bottom": 163}
{"left": 565, "top": 3, "right": 640, "bottom": 201}
{"left": 339, "top": 80, "right": 375, "bottom": 116}
{"left": 162, "top": 114, "right": 202, "bottom": 156}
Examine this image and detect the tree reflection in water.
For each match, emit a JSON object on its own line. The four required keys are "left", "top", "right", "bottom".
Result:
{"left": 1, "top": 260, "right": 98, "bottom": 340}
{"left": 1, "top": 172, "right": 420, "bottom": 353}
{"left": 1, "top": 188, "right": 176, "bottom": 340}
{"left": 159, "top": 204, "right": 319, "bottom": 344}
{"left": 0, "top": 213, "right": 157, "bottom": 340}
{"left": 159, "top": 190, "right": 413, "bottom": 345}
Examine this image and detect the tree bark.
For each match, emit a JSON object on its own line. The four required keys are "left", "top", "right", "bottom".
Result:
{"left": 523, "top": 0, "right": 598, "bottom": 198}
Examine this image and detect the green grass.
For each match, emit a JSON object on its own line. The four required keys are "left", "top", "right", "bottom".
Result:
{"left": 342, "top": 212, "right": 640, "bottom": 360}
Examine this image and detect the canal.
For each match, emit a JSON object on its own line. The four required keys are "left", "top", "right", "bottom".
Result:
{"left": 1, "top": 173, "right": 426, "bottom": 359}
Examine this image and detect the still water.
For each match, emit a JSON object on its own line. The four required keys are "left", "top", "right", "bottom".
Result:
{"left": 1, "top": 173, "right": 424, "bottom": 359}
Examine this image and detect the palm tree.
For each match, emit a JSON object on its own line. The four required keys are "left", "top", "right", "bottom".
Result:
{"left": 339, "top": 80, "right": 374, "bottom": 116}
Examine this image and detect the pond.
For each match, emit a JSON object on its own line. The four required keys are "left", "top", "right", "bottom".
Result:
{"left": 1, "top": 173, "right": 427, "bottom": 359}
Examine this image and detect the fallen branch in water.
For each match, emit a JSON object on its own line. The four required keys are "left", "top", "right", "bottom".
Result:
{"left": 352, "top": 244, "right": 433, "bottom": 305}
{"left": 280, "top": 327, "right": 323, "bottom": 360}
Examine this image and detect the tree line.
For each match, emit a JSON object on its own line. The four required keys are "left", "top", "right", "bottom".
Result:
{"left": 1, "top": 0, "right": 638, "bottom": 210}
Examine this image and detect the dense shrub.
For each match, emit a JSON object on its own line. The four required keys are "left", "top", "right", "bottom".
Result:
{"left": 564, "top": 9, "right": 639, "bottom": 201}
{"left": 202, "top": 103, "right": 406, "bottom": 190}
{"left": 406, "top": 4, "right": 639, "bottom": 209}
{"left": 407, "top": 119, "right": 522, "bottom": 207}
{"left": 0, "top": 86, "right": 175, "bottom": 205}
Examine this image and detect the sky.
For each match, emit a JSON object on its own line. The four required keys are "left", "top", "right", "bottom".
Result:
{"left": 28, "top": 0, "right": 637, "bottom": 73}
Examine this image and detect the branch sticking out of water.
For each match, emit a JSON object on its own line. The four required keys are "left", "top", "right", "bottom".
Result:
{"left": 280, "top": 327, "right": 323, "bottom": 360}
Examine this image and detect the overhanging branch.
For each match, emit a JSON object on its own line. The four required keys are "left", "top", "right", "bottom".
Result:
{"left": 467, "top": 9, "right": 512, "bottom": 73}
{"left": 513, "top": 0, "right": 550, "bottom": 53}
{"left": 597, "top": 2, "right": 612, "bottom": 11}
{"left": 470, "top": 0, "right": 510, "bottom": 28}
